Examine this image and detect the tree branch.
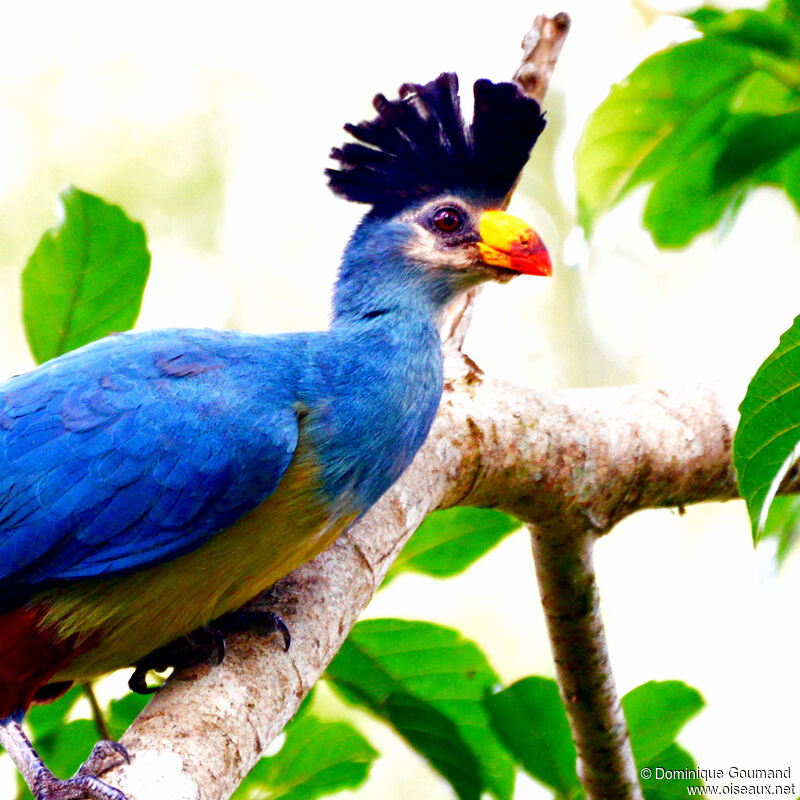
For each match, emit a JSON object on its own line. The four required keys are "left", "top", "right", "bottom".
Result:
{"left": 531, "top": 524, "right": 641, "bottom": 800}
{"left": 513, "top": 12, "right": 571, "bottom": 104}
{"left": 107, "top": 349, "right": 759, "bottom": 799}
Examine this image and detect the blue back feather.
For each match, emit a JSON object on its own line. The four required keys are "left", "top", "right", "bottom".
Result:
{"left": 0, "top": 330, "right": 301, "bottom": 607}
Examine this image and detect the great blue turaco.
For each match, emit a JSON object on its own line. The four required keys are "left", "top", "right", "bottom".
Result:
{"left": 0, "top": 71, "right": 551, "bottom": 800}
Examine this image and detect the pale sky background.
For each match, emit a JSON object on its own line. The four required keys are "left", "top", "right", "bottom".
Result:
{"left": 1, "top": 0, "right": 799, "bottom": 798}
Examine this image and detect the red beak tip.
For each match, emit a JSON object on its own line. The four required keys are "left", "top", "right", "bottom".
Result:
{"left": 509, "top": 250, "right": 552, "bottom": 277}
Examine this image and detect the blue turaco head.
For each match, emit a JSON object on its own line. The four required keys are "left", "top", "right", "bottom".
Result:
{"left": 327, "top": 72, "right": 552, "bottom": 323}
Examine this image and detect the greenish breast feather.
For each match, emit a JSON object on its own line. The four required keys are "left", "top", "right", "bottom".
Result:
{"left": 37, "top": 438, "right": 357, "bottom": 681}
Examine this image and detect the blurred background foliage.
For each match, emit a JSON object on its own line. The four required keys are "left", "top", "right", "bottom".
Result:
{"left": 2, "top": 0, "right": 800, "bottom": 798}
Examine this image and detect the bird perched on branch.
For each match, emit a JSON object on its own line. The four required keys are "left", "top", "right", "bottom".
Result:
{"left": 0, "top": 72, "right": 550, "bottom": 800}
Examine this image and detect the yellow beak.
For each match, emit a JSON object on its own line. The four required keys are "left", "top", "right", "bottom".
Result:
{"left": 477, "top": 210, "right": 552, "bottom": 277}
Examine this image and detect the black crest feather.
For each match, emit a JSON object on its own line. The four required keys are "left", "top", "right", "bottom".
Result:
{"left": 326, "top": 72, "right": 546, "bottom": 213}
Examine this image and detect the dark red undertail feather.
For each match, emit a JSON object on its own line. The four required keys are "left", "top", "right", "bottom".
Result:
{"left": 0, "top": 604, "right": 84, "bottom": 718}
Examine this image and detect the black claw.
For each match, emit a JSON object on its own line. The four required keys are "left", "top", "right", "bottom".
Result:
{"left": 128, "top": 664, "right": 160, "bottom": 695}
{"left": 79, "top": 740, "right": 130, "bottom": 777}
{"left": 216, "top": 609, "right": 292, "bottom": 651}
{"left": 271, "top": 614, "right": 292, "bottom": 652}
{"left": 202, "top": 626, "right": 226, "bottom": 666}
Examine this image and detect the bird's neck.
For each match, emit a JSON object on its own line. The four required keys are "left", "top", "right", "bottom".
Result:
{"left": 309, "top": 307, "right": 444, "bottom": 512}
{"left": 332, "top": 265, "right": 441, "bottom": 330}
{"left": 331, "top": 216, "right": 455, "bottom": 328}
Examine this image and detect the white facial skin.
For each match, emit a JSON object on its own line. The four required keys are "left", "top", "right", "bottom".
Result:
{"left": 399, "top": 196, "right": 518, "bottom": 285}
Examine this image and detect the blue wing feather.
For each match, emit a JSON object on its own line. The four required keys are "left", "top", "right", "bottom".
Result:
{"left": 0, "top": 329, "right": 301, "bottom": 603}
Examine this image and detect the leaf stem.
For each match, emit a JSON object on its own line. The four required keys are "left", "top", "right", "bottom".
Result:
{"left": 81, "top": 682, "right": 111, "bottom": 741}
{"left": 752, "top": 51, "right": 800, "bottom": 95}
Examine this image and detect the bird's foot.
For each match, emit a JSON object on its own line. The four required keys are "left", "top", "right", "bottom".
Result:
{"left": 32, "top": 769, "right": 128, "bottom": 800}
{"left": 0, "top": 715, "right": 129, "bottom": 800}
{"left": 129, "top": 609, "right": 290, "bottom": 694}
{"left": 78, "top": 740, "right": 130, "bottom": 780}
{"left": 215, "top": 608, "right": 292, "bottom": 651}
{"left": 128, "top": 625, "right": 225, "bottom": 694}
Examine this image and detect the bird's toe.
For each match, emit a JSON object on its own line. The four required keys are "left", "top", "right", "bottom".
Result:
{"left": 129, "top": 623, "right": 227, "bottom": 694}
{"left": 216, "top": 608, "right": 291, "bottom": 651}
{"left": 33, "top": 772, "right": 128, "bottom": 800}
{"left": 78, "top": 740, "right": 130, "bottom": 778}
{"left": 127, "top": 663, "right": 160, "bottom": 695}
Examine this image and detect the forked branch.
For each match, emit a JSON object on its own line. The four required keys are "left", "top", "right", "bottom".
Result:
{"left": 107, "top": 345, "right": 760, "bottom": 799}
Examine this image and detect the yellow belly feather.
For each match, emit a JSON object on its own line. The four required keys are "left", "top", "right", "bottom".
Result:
{"left": 37, "top": 450, "right": 355, "bottom": 681}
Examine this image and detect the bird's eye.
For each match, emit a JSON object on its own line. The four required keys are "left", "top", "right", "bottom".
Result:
{"left": 432, "top": 207, "right": 464, "bottom": 233}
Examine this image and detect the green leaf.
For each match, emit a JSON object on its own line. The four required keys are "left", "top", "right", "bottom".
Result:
{"left": 683, "top": 7, "right": 726, "bottom": 27}
{"left": 232, "top": 715, "right": 377, "bottom": 800}
{"left": 734, "top": 313, "right": 800, "bottom": 540}
{"left": 24, "top": 685, "right": 82, "bottom": 740}
{"left": 386, "top": 508, "right": 520, "bottom": 581}
{"left": 33, "top": 720, "right": 99, "bottom": 781}
{"left": 22, "top": 186, "right": 150, "bottom": 364}
{"left": 766, "top": 0, "right": 800, "bottom": 28}
{"left": 484, "top": 677, "right": 580, "bottom": 798}
{"left": 575, "top": 38, "right": 753, "bottom": 240}
{"left": 640, "top": 127, "right": 742, "bottom": 247}
{"left": 778, "top": 145, "right": 800, "bottom": 212}
{"left": 575, "top": 7, "right": 800, "bottom": 248}
{"left": 326, "top": 619, "right": 514, "bottom": 800}
{"left": 730, "top": 71, "right": 800, "bottom": 117}
{"left": 714, "top": 110, "right": 800, "bottom": 189}
{"left": 380, "top": 693, "right": 483, "bottom": 800}
{"left": 107, "top": 692, "right": 150, "bottom": 740}
{"left": 761, "top": 493, "right": 800, "bottom": 563}
{"left": 484, "top": 678, "right": 704, "bottom": 799}
{"left": 700, "top": 9, "right": 800, "bottom": 58}
{"left": 622, "top": 681, "right": 704, "bottom": 766}
{"left": 18, "top": 688, "right": 100, "bottom": 799}
{"left": 639, "top": 744, "right": 704, "bottom": 800}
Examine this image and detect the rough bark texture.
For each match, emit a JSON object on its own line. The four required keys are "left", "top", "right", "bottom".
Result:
{"left": 513, "top": 12, "right": 571, "bottom": 104}
{"left": 105, "top": 348, "right": 758, "bottom": 799}
{"left": 531, "top": 524, "right": 641, "bottom": 800}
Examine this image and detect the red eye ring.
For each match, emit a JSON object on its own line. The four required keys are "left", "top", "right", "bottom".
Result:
{"left": 432, "top": 207, "right": 464, "bottom": 233}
